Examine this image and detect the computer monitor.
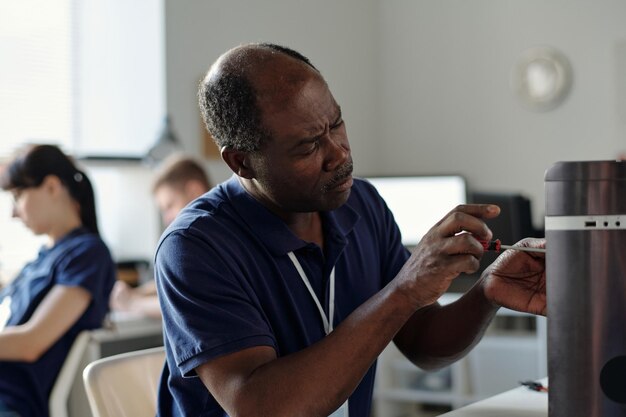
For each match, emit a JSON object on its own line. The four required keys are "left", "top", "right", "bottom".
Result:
{"left": 82, "top": 161, "right": 162, "bottom": 264}
{"left": 470, "top": 191, "right": 538, "bottom": 274}
{"left": 365, "top": 175, "right": 467, "bottom": 246}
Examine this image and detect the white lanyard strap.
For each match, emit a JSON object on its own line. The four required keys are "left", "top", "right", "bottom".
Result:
{"left": 287, "top": 251, "right": 335, "bottom": 334}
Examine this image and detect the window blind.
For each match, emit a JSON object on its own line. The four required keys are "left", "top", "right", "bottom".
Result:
{"left": 0, "top": 1, "right": 74, "bottom": 160}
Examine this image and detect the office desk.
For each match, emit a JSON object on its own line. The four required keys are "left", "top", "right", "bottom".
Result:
{"left": 88, "top": 311, "right": 163, "bottom": 358}
{"left": 438, "top": 378, "right": 548, "bottom": 417}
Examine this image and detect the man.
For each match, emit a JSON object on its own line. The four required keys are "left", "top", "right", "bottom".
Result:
{"left": 151, "top": 155, "right": 212, "bottom": 227}
{"left": 110, "top": 155, "right": 211, "bottom": 318}
{"left": 155, "top": 43, "right": 546, "bottom": 417}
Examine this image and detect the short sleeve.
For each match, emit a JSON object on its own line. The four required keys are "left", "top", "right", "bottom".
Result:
{"left": 155, "top": 228, "right": 276, "bottom": 378}
{"left": 55, "top": 237, "right": 114, "bottom": 298}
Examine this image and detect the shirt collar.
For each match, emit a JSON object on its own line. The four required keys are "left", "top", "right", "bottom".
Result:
{"left": 39, "top": 226, "right": 89, "bottom": 255}
{"left": 224, "top": 175, "right": 359, "bottom": 256}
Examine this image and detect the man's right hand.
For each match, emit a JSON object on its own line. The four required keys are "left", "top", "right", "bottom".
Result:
{"left": 395, "top": 204, "right": 500, "bottom": 309}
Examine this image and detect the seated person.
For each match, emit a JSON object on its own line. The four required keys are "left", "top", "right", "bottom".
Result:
{"left": 155, "top": 43, "right": 546, "bottom": 417}
{"left": 109, "top": 155, "right": 211, "bottom": 319}
{"left": 0, "top": 144, "right": 116, "bottom": 417}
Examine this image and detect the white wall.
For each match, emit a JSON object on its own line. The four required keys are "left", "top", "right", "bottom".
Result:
{"left": 164, "top": 0, "right": 380, "bottom": 183}
{"left": 165, "top": 0, "right": 626, "bottom": 227}
{"left": 377, "top": 0, "right": 626, "bottom": 226}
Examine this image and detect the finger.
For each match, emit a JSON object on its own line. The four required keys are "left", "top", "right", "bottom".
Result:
{"left": 516, "top": 237, "right": 546, "bottom": 249}
{"left": 413, "top": 250, "right": 481, "bottom": 281}
{"left": 446, "top": 204, "right": 500, "bottom": 220}
{"left": 511, "top": 237, "right": 546, "bottom": 259}
{"left": 450, "top": 232, "right": 486, "bottom": 257}
{"left": 442, "top": 252, "right": 482, "bottom": 276}
{"left": 422, "top": 234, "right": 485, "bottom": 275}
{"left": 437, "top": 210, "right": 494, "bottom": 240}
{"left": 435, "top": 231, "right": 485, "bottom": 258}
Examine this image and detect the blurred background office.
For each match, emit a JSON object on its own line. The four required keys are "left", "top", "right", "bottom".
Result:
{"left": 1, "top": 1, "right": 625, "bottom": 416}
{"left": 3, "top": 0, "right": 626, "bottom": 272}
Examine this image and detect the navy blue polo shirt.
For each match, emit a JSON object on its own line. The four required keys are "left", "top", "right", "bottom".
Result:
{"left": 155, "top": 176, "right": 410, "bottom": 417}
{"left": 0, "top": 227, "right": 116, "bottom": 417}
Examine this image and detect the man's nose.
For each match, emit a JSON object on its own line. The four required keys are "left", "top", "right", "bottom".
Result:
{"left": 322, "top": 134, "right": 350, "bottom": 172}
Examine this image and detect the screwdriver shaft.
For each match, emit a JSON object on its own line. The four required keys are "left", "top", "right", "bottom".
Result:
{"left": 479, "top": 239, "right": 546, "bottom": 254}
{"left": 500, "top": 244, "right": 546, "bottom": 254}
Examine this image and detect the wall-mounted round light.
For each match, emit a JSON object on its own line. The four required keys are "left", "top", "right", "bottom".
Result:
{"left": 512, "top": 46, "right": 573, "bottom": 111}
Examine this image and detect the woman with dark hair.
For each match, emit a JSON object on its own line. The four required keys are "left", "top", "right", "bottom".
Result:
{"left": 0, "top": 144, "right": 116, "bottom": 417}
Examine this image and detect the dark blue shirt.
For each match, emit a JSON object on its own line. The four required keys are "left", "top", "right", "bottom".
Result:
{"left": 156, "top": 177, "right": 410, "bottom": 417}
{"left": 0, "top": 228, "right": 116, "bottom": 417}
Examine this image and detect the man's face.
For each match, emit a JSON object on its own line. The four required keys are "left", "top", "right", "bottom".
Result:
{"left": 246, "top": 70, "right": 353, "bottom": 215}
{"left": 154, "top": 184, "right": 194, "bottom": 226}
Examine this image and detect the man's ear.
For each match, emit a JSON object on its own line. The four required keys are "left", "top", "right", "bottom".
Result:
{"left": 221, "top": 147, "right": 255, "bottom": 179}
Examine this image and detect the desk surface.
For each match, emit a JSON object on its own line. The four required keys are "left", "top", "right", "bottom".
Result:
{"left": 91, "top": 312, "right": 163, "bottom": 344}
{"left": 439, "top": 379, "right": 548, "bottom": 417}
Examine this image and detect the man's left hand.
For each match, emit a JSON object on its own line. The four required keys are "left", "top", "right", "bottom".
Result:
{"left": 481, "top": 238, "right": 546, "bottom": 316}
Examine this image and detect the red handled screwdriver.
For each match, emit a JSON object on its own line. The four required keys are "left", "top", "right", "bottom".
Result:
{"left": 479, "top": 239, "right": 546, "bottom": 254}
{"left": 520, "top": 380, "right": 549, "bottom": 392}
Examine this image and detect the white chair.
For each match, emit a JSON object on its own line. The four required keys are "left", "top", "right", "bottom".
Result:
{"left": 83, "top": 346, "right": 165, "bottom": 417}
{"left": 49, "top": 331, "right": 92, "bottom": 417}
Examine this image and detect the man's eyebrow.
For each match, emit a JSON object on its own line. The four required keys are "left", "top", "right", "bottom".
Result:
{"left": 290, "top": 104, "right": 343, "bottom": 150}
{"left": 291, "top": 136, "right": 319, "bottom": 151}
